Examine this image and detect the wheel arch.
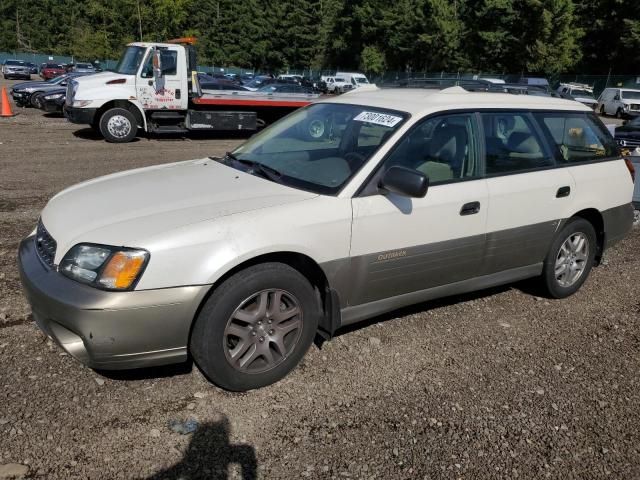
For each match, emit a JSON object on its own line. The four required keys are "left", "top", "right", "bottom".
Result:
{"left": 188, "top": 251, "right": 341, "bottom": 348}
{"left": 95, "top": 100, "right": 146, "bottom": 130}
{"left": 570, "top": 208, "right": 605, "bottom": 262}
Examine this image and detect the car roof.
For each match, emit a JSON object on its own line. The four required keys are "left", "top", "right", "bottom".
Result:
{"left": 326, "top": 86, "right": 592, "bottom": 116}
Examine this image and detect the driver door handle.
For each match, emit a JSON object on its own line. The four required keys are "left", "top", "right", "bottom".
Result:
{"left": 460, "top": 202, "right": 481, "bottom": 216}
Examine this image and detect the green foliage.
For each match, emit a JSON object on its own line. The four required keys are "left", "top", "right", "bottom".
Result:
{"left": 0, "top": 0, "right": 637, "bottom": 74}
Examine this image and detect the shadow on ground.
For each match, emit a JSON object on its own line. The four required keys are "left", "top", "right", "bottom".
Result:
{"left": 146, "top": 416, "right": 257, "bottom": 480}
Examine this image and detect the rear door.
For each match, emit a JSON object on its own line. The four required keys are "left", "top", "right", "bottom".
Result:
{"left": 480, "top": 111, "right": 575, "bottom": 275}
{"left": 349, "top": 112, "right": 488, "bottom": 306}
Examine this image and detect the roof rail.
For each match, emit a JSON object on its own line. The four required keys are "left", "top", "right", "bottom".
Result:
{"left": 380, "top": 78, "right": 561, "bottom": 97}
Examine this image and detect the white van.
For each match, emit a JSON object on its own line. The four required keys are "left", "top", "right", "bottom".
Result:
{"left": 598, "top": 87, "right": 640, "bottom": 118}
{"left": 336, "top": 71, "right": 373, "bottom": 89}
{"left": 20, "top": 86, "right": 635, "bottom": 391}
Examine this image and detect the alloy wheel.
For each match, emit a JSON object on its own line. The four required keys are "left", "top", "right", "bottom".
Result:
{"left": 555, "top": 232, "right": 589, "bottom": 287}
{"left": 223, "top": 289, "right": 303, "bottom": 374}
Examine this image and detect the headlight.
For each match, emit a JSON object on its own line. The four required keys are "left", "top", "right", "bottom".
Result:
{"left": 623, "top": 104, "right": 630, "bottom": 111}
{"left": 44, "top": 93, "right": 64, "bottom": 100}
{"left": 72, "top": 100, "right": 92, "bottom": 107}
{"left": 59, "top": 244, "right": 149, "bottom": 291}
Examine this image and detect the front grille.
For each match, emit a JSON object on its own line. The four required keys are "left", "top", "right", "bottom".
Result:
{"left": 618, "top": 137, "right": 640, "bottom": 148}
{"left": 35, "top": 221, "right": 57, "bottom": 268}
{"left": 630, "top": 104, "right": 640, "bottom": 110}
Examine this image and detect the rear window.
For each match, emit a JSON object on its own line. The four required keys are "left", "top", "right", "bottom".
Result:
{"left": 535, "top": 113, "right": 619, "bottom": 162}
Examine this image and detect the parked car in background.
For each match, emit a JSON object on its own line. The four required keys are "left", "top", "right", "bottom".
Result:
{"left": 505, "top": 75, "right": 551, "bottom": 90}
{"left": 598, "top": 88, "right": 640, "bottom": 119}
{"left": 26, "top": 62, "right": 38, "bottom": 75}
{"left": 11, "top": 72, "right": 88, "bottom": 108}
{"left": 557, "top": 83, "right": 598, "bottom": 110}
{"left": 277, "top": 74, "right": 303, "bottom": 83}
{"left": 613, "top": 116, "right": 640, "bottom": 224}
{"left": 257, "top": 83, "right": 314, "bottom": 94}
{"left": 70, "top": 62, "right": 97, "bottom": 73}
{"left": 335, "top": 71, "right": 373, "bottom": 89}
{"left": 323, "top": 76, "right": 353, "bottom": 94}
{"left": 2, "top": 59, "right": 31, "bottom": 80}
{"left": 40, "top": 63, "right": 66, "bottom": 80}
{"left": 198, "top": 75, "right": 252, "bottom": 91}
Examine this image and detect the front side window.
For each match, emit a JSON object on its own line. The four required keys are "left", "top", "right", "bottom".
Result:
{"left": 535, "top": 112, "right": 618, "bottom": 162}
{"left": 226, "top": 103, "right": 407, "bottom": 194}
{"left": 481, "top": 112, "right": 554, "bottom": 174}
{"left": 382, "top": 113, "right": 479, "bottom": 184}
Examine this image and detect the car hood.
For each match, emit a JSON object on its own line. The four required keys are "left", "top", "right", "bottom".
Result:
{"left": 574, "top": 96, "right": 597, "bottom": 105}
{"left": 12, "top": 80, "right": 57, "bottom": 91}
{"left": 41, "top": 159, "right": 317, "bottom": 259}
{"left": 615, "top": 126, "right": 640, "bottom": 139}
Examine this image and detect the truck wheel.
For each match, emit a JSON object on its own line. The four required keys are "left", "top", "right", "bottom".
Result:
{"left": 99, "top": 108, "right": 137, "bottom": 143}
{"left": 540, "top": 218, "right": 596, "bottom": 299}
{"left": 190, "top": 263, "right": 320, "bottom": 391}
{"left": 616, "top": 108, "right": 624, "bottom": 119}
{"left": 599, "top": 105, "right": 606, "bottom": 116}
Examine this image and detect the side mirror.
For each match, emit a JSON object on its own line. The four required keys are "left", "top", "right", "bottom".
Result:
{"left": 152, "top": 49, "right": 163, "bottom": 79}
{"left": 379, "top": 166, "right": 429, "bottom": 198}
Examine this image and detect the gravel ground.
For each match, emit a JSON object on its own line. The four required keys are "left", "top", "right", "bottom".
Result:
{"left": 1, "top": 77, "right": 639, "bottom": 479}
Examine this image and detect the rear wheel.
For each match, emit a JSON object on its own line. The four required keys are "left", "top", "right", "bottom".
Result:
{"left": 190, "top": 263, "right": 320, "bottom": 391}
{"left": 540, "top": 218, "right": 596, "bottom": 298}
{"left": 99, "top": 107, "right": 137, "bottom": 143}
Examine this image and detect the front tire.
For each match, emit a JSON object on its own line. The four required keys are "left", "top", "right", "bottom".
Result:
{"left": 99, "top": 107, "right": 137, "bottom": 143}
{"left": 190, "top": 263, "right": 320, "bottom": 391}
{"left": 540, "top": 218, "right": 597, "bottom": 299}
{"left": 30, "top": 92, "right": 44, "bottom": 109}
{"left": 616, "top": 108, "right": 624, "bottom": 119}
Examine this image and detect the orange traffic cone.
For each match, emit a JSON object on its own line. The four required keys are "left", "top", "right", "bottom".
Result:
{"left": 1, "top": 86, "right": 16, "bottom": 117}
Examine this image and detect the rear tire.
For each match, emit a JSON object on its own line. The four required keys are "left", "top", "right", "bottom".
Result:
{"left": 99, "top": 107, "right": 137, "bottom": 143}
{"left": 190, "top": 263, "right": 320, "bottom": 391}
{"left": 540, "top": 218, "right": 597, "bottom": 299}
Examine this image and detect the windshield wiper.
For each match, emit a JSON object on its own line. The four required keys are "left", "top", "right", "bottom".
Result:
{"left": 223, "top": 152, "right": 283, "bottom": 182}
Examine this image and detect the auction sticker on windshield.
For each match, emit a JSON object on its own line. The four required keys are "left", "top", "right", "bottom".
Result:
{"left": 354, "top": 111, "right": 403, "bottom": 127}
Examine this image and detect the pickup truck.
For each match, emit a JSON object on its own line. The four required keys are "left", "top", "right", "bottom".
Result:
{"left": 64, "top": 38, "right": 320, "bottom": 142}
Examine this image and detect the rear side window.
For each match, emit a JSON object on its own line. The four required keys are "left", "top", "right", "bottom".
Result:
{"left": 535, "top": 113, "right": 618, "bottom": 163}
{"left": 481, "top": 112, "right": 554, "bottom": 175}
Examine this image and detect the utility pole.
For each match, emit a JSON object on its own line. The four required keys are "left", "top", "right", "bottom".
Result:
{"left": 137, "top": 0, "right": 143, "bottom": 41}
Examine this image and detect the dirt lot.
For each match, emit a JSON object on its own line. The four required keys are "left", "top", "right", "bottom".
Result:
{"left": 1, "top": 77, "right": 639, "bottom": 479}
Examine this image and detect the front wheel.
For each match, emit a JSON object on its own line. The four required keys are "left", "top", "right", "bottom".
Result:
{"left": 30, "top": 93, "right": 44, "bottom": 109}
{"left": 190, "top": 263, "right": 320, "bottom": 391}
{"left": 599, "top": 105, "right": 606, "bottom": 116}
{"left": 99, "top": 107, "right": 138, "bottom": 143}
{"left": 616, "top": 108, "right": 624, "bottom": 119}
{"left": 540, "top": 218, "right": 597, "bottom": 299}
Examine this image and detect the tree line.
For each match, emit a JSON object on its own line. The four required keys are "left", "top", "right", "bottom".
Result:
{"left": 0, "top": 0, "right": 638, "bottom": 75}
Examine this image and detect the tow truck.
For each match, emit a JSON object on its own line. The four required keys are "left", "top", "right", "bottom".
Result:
{"left": 64, "top": 38, "right": 319, "bottom": 142}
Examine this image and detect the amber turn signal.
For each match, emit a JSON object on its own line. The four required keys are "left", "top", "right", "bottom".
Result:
{"left": 99, "top": 251, "right": 148, "bottom": 290}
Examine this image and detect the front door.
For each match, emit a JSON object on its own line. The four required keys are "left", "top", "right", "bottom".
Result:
{"left": 349, "top": 113, "right": 488, "bottom": 307}
{"left": 136, "top": 46, "right": 187, "bottom": 111}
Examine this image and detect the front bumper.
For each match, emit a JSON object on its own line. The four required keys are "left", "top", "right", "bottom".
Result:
{"left": 18, "top": 236, "right": 209, "bottom": 370}
{"left": 63, "top": 105, "right": 98, "bottom": 125}
{"left": 43, "top": 99, "right": 64, "bottom": 113}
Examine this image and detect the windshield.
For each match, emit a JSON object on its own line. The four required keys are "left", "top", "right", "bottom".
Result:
{"left": 621, "top": 90, "right": 640, "bottom": 100}
{"left": 47, "top": 75, "right": 66, "bottom": 84}
{"left": 355, "top": 77, "right": 369, "bottom": 84}
{"left": 5, "top": 60, "right": 24, "bottom": 66}
{"left": 571, "top": 89, "right": 594, "bottom": 98}
{"left": 114, "top": 46, "right": 146, "bottom": 75}
{"left": 225, "top": 103, "right": 407, "bottom": 194}
{"left": 45, "top": 64, "right": 63, "bottom": 69}
{"left": 335, "top": 78, "right": 345, "bottom": 82}
{"left": 76, "top": 63, "right": 92, "bottom": 69}
{"left": 628, "top": 117, "right": 640, "bottom": 127}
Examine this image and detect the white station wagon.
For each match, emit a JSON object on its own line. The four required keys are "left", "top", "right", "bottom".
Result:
{"left": 19, "top": 87, "right": 635, "bottom": 391}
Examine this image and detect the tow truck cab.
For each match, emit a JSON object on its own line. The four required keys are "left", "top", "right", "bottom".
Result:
{"left": 64, "top": 39, "right": 316, "bottom": 143}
